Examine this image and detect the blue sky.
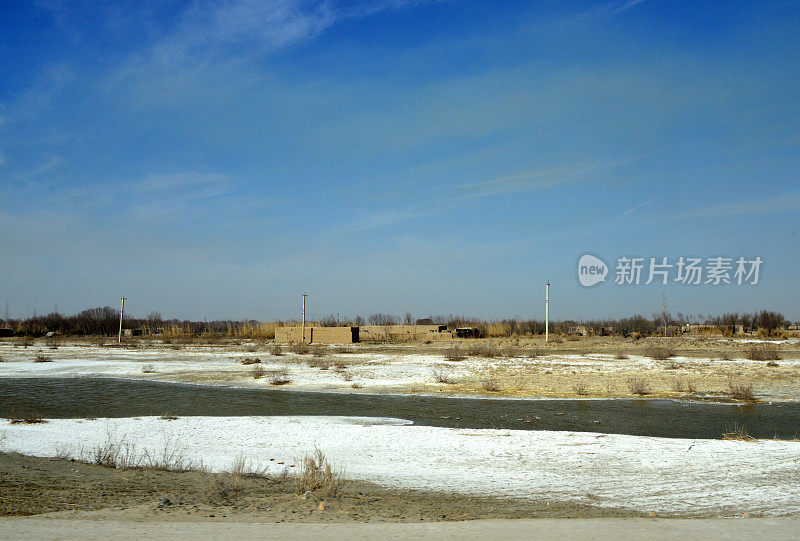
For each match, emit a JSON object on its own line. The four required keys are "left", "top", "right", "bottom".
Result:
{"left": 1, "top": 0, "right": 798, "bottom": 322}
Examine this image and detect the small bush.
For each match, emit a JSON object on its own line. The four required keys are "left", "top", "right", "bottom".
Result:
{"left": 572, "top": 381, "right": 589, "bottom": 396}
{"left": 141, "top": 364, "right": 157, "bottom": 373}
{"left": 269, "top": 343, "right": 284, "bottom": 356}
{"left": 432, "top": 368, "right": 456, "bottom": 384}
{"left": 766, "top": 360, "right": 779, "bottom": 367}
{"left": 252, "top": 365, "right": 266, "bottom": 379}
{"left": 241, "top": 357, "right": 261, "bottom": 365}
{"left": 209, "top": 474, "right": 245, "bottom": 504}
{"left": 722, "top": 425, "right": 757, "bottom": 442}
{"left": 482, "top": 377, "right": 501, "bottom": 392}
{"left": 614, "top": 352, "right": 628, "bottom": 360}
{"left": 268, "top": 368, "right": 291, "bottom": 385}
{"left": 745, "top": 344, "right": 780, "bottom": 361}
{"left": 644, "top": 346, "right": 675, "bottom": 361}
{"left": 8, "top": 408, "right": 46, "bottom": 424}
{"left": 307, "top": 357, "right": 331, "bottom": 370}
{"left": 468, "top": 343, "right": 499, "bottom": 358}
{"left": 295, "top": 448, "right": 342, "bottom": 498}
{"left": 443, "top": 347, "right": 465, "bottom": 362}
{"left": 627, "top": 377, "right": 650, "bottom": 395}
{"left": 309, "top": 345, "right": 325, "bottom": 357}
{"left": 289, "top": 342, "right": 309, "bottom": 355}
{"left": 670, "top": 377, "right": 686, "bottom": 393}
{"left": 728, "top": 381, "right": 755, "bottom": 402}
{"left": 34, "top": 354, "right": 52, "bottom": 362}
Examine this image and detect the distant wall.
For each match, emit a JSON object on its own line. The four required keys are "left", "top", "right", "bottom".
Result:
{"left": 360, "top": 325, "right": 451, "bottom": 342}
{"left": 275, "top": 326, "right": 358, "bottom": 344}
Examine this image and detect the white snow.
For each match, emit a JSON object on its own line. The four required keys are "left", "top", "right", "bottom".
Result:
{"left": 2, "top": 415, "right": 799, "bottom": 516}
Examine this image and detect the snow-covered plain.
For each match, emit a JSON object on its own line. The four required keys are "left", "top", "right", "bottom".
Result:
{"left": 2, "top": 415, "right": 799, "bottom": 517}
{"left": 1, "top": 343, "right": 797, "bottom": 395}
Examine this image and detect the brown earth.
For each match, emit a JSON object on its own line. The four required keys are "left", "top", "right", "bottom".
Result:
{"left": 0, "top": 453, "right": 642, "bottom": 522}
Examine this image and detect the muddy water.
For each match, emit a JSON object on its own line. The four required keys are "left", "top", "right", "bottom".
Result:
{"left": 1, "top": 378, "right": 798, "bottom": 440}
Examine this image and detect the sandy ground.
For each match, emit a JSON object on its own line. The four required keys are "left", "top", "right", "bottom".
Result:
{"left": 4, "top": 517, "right": 800, "bottom": 541}
{"left": 0, "top": 452, "right": 636, "bottom": 522}
{"left": 1, "top": 335, "right": 799, "bottom": 401}
{"left": 3, "top": 416, "right": 800, "bottom": 517}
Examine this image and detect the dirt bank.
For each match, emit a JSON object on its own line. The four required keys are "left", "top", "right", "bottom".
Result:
{"left": 0, "top": 453, "right": 641, "bottom": 522}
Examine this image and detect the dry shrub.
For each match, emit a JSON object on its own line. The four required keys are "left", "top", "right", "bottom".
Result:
{"left": 432, "top": 367, "right": 456, "bottom": 384}
{"left": 268, "top": 368, "right": 292, "bottom": 385}
{"left": 766, "top": 360, "right": 779, "bottom": 367}
{"left": 241, "top": 357, "right": 261, "bottom": 365}
{"left": 670, "top": 376, "right": 686, "bottom": 393}
{"left": 728, "top": 381, "right": 755, "bottom": 402}
{"left": 482, "top": 377, "right": 501, "bottom": 392}
{"left": 251, "top": 365, "right": 266, "bottom": 379}
{"left": 627, "top": 377, "right": 650, "bottom": 395}
{"left": 333, "top": 346, "right": 352, "bottom": 354}
{"left": 722, "top": 425, "right": 757, "bottom": 442}
{"left": 307, "top": 357, "right": 331, "bottom": 370}
{"left": 468, "top": 343, "right": 499, "bottom": 358}
{"left": 614, "top": 352, "right": 628, "bottom": 360}
{"left": 334, "top": 360, "right": 347, "bottom": 370}
{"left": 295, "top": 448, "right": 342, "bottom": 498}
{"left": 269, "top": 343, "right": 284, "bottom": 356}
{"left": 141, "top": 363, "right": 157, "bottom": 373}
{"left": 308, "top": 345, "right": 325, "bottom": 357}
{"left": 745, "top": 344, "right": 780, "bottom": 361}
{"left": 8, "top": 408, "right": 46, "bottom": 424}
{"left": 289, "top": 342, "right": 309, "bottom": 355}
{"left": 209, "top": 474, "right": 245, "bottom": 504}
{"left": 548, "top": 337, "right": 564, "bottom": 344}
{"left": 572, "top": 381, "right": 589, "bottom": 396}
{"left": 643, "top": 346, "right": 675, "bottom": 360}
{"left": 34, "top": 354, "right": 52, "bottom": 362}
{"left": 443, "top": 347, "right": 465, "bottom": 362}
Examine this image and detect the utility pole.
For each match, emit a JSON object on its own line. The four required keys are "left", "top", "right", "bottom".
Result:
{"left": 545, "top": 281, "right": 550, "bottom": 343}
{"left": 118, "top": 297, "right": 126, "bottom": 344}
{"left": 301, "top": 293, "right": 307, "bottom": 343}
{"left": 662, "top": 293, "right": 668, "bottom": 338}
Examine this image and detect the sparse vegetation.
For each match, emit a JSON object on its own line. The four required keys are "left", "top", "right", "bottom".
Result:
{"left": 289, "top": 342, "right": 309, "bottom": 355}
{"left": 572, "top": 381, "right": 589, "bottom": 396}
{"left": 432, "top": 367, "right": 456, "bottom": 384}
{"left": 614, "top": 352, "right": 628, "bottom": 360}
{"left": 241, "top": 357, "right": 261, "bottom": 365}
{"left": 8, "top": 408, "right": 46, "bottom": 424}
{"left": 141, "top": 363, "right": 157, "bottom": 373}
{"left": 745, "top": 344, "right": 780, "bottom": 361}
{"left": 468, "top": 343, "right": 499, "bottom": 358}
{"left": 295, "top": 448, "right": 342, "bottom": 498}
{"left": 34, "top": 354, "right": 52, "bottom": 362}
{"left": 268, "top": 368, "right": 292, "bottom": 385}
{"left": 728, "top": 381, "right": 755, "bottom": 402}
{"left": 252, "top": 365, "right": 266, "bottom": 379}
{"left": 444, "top": 347, "right": 465, "bottom": 362}
{"left": 627, "top": 377, "right": 650, "bottom": 395}
{"left": 644, "top": 346, "right": 675, "bottom": 361}
{"left": 269, "top": 343, "right": 284, "bottom": 356}
{"left": 481, "top": 377, "right": 501, "bottom": 392}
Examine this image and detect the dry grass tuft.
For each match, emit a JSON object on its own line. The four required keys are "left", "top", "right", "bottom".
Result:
{"left": 241, "top": 357, "right": 261, "bottom": 365}
{"left": 34, "top": 354, "right": 52, "bottom": 362}
{"left": 443, "top": 347, "right": 466, "bottom": 362}
{"left": 481, "top": 377, "right": 501, "bottom": 392}
{"left": 745, "top": 344, "right": 780, "bottom": 361}
{"left": 722, "top": 425, "right": 757, "bottom": 442}
{"left": 251, "top": 365, "right": 266, "bottom": 379}
{"left": 627, "top": 377, "right": 650, "bottom": 395}
{"left": 295, "top": 448, "right": 342, "bottom": 498}
{"left": 307, "top": 357, "right": 331, "bottom": 370}
{"left": 289, "top": 342, "right": 309, "bottom": 355}
{"left": 728, "top": 381, "right": 756, "bottom": 402}
{"left": 432, "top": 367, "right": 456, "bottom": 384}
{"left": 468, "top": 343, "right": 500, "bottom": 358}
{"left": 614, "top": 352, "right": 628, "bottom": 360}
{"left": 268, "top": 368, "right": 292, "bottom": 385}
{"left": 643, "top": 346, "right": 675, "bottom": 361}
{"left": 8, "top": 408, "right": 46, "bottom": 424}
{"left": 269, "top": 343, "right": 284, "bottom": 356}
{"left": 572, "top": 381, "right": 589, "bottom": 396}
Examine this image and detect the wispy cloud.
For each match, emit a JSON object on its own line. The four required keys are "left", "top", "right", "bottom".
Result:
{"left": 679, "top": 190, "right": 800, "bottom": 219}
{"left": 460, "top": 156, "right": 646, "bottom": 199}
{"left": 619, "top": 194, "right": 665, "bottom": 218}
